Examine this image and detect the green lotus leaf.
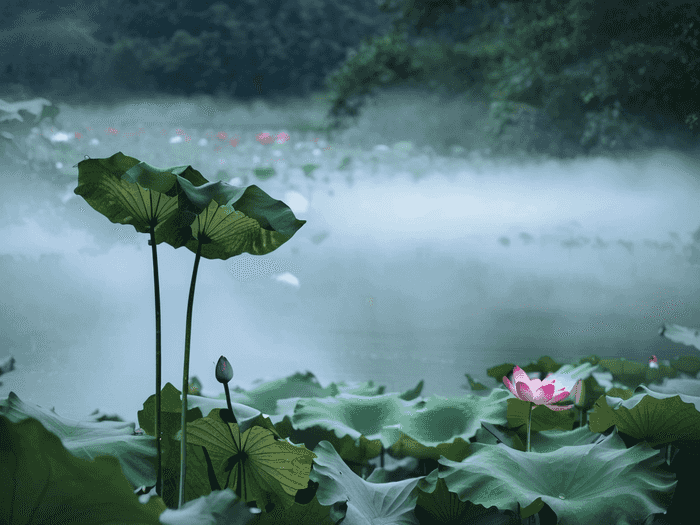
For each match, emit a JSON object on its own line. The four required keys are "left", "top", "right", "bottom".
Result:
{"left": 309, "top": 440, "right": 422, "bottom": 524}
{"left": 174, "top": 412, "right": 316, "bottom": 512}
{"left": 74, "top": 152, "right": 210, "bottom": 235}
{"left": 0, "top": 415, "right": 164, "bottom": 525}
{"left": 417, "top": 427, "right": 676, "bottom": 525}
{"left": 152, "top": 178, "right": 306, "bottom": 259}
{"left": 588, "top": 389, "right": 700, "bottom": 448}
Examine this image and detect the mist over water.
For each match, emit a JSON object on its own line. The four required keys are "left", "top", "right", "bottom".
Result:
{"left": 2, "top": 89, "right": 700, "bottom": 423}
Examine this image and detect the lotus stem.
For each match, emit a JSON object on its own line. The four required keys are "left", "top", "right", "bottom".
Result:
{"left": 178, "top": 240, "right": 204, "bottom": 509}
{"left": 149, "top": 228, "right": 163, "bottom": 500}
{"left": 527, "top": 402, "right": 533, "bottom": 452}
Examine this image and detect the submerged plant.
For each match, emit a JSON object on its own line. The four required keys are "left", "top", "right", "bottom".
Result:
{"left": 74, "top": 152, "right": 305, "bottom": 508}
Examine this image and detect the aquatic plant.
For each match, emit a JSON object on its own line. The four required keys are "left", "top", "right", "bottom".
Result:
{"left": 73, "top": 152, "right": 305, "bottom": 508}
{"left": 1, "top": 351, "right": 690, "bottom": 523}
{"left": 503, "top": 365, "right": 579, "bottom": 452}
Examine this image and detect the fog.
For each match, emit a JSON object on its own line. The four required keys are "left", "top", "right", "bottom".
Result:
{"left": 2, "top": 88, "right": 700, "bottom": 423}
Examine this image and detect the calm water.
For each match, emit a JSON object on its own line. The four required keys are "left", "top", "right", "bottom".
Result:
{"left": 2, "top": 98, "right": 700, "bottom": 423}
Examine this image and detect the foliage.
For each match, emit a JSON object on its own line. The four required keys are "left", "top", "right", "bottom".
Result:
{"left": 322, "top": 30, "right": 429, "bottom": 130}
{"left": 323, "top": 0, "right": 700, "bottom": 156}
{"left": 468, "top": 0, "right": 700, "bottom": 148}
{"left": 0, "top": 0, "right": 396, "bottom": 105}
{"left": 69, "top": 0, "right": 397, "bottom": 103}
{"left": 5, "top": 348, "right": 700, "bottom": 522}
{"left": 321, "top": 1, "right": 495, "bottom": 131}
{"left": 0, "top": 12, "right": 109, "bottom": 98}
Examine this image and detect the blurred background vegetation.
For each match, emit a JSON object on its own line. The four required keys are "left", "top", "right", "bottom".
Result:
{"left": 1, "top": 0, "right": 699, "bottom": 158}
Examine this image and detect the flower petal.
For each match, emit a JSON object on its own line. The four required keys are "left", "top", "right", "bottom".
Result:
{"left": 531, "top": 382, "right": 556, "bottom": 404}
{"left": 503, "top": 376, "right": 519, "bottom": 398}
{"left": 550, "top": 389, "right": 572, "bottom": 404}
{"left": 516, "top": 382, "right": 536, "bottom": 403}
{"left": 512, "top": 366, "right": 531, "bottom": 385}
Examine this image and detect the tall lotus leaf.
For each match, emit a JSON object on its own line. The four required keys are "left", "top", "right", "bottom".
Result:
{"left": 153, "top": 178, "right": 307, "bottom": 258}
{"left": 75, "top": 153, "right": 306, "bottom": 509}
{"left": 74, "top": 152, "right": 209, "bottom": 234}
{"left": 138, "top": 168, "right": 305, "bottom": 509}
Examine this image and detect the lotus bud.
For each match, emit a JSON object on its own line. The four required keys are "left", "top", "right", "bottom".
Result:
{"left": 572, "top": 379, "right": 584, "bottom": 406}
{"left": 216, "top": 355, "right": 233, "bottom": 384}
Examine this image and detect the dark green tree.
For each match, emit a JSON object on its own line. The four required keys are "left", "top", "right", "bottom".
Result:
{"left": 321, "top": 0, "right": 700, "bottom": 155}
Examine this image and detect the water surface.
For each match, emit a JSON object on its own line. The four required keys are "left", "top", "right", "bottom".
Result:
{"left": 1, "top": 95, "right": 700, "bottom": 423}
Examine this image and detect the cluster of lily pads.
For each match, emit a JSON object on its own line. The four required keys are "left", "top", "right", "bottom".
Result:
{"left": 3, "top": 338, "right": 700, "bottom": 524}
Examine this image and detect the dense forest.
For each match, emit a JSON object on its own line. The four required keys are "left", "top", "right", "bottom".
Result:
{"left": 1, "top": 0, "right": 699, "bottom": 157}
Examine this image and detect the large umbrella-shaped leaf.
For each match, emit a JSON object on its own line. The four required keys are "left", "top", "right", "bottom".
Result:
{"left": 175, "top": 409, "right": 317, "bottom": 513}
{"left": 152, "top": 178, "right": 307, "bottom": 258}
{"left": 74, "top": 152, "right": 210, "bottom": 234}
{"left": 588, "top": 389, "right": 700, "bottom": 448}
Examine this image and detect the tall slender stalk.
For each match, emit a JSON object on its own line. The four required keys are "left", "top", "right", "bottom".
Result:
{"left": 148, "top": 229, "right": 163, "bottom": 499}
{"left": 178, "top": 239, "right": 204, "bottom": 509}
{"left": 526, "top": 402, "right": 534, "bottom": 453}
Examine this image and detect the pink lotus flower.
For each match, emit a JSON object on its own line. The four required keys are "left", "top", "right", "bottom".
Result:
{"left": 503, "top": 366, "right": 578, "bottom": 453}
{"left": 503, "top": 366, "right": 575, "bottom": 411}
{"left": 256, "top": 132, "right": 273, "bottom": 145}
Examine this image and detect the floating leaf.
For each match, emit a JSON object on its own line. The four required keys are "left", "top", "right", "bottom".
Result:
{"left": 301, "top": 164, "right": 319, "bottom": 178}
{"left": 254, "top": 167, "right": 276, "bottom": 180}
{"left": 337, "top": 155, "right": 352, "bottom": 170}
{"left": 418, "top": 428, "right": 675, "bottom": 525}
{"left": 1, "top": 392, "right": 159, "bottom": 490}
